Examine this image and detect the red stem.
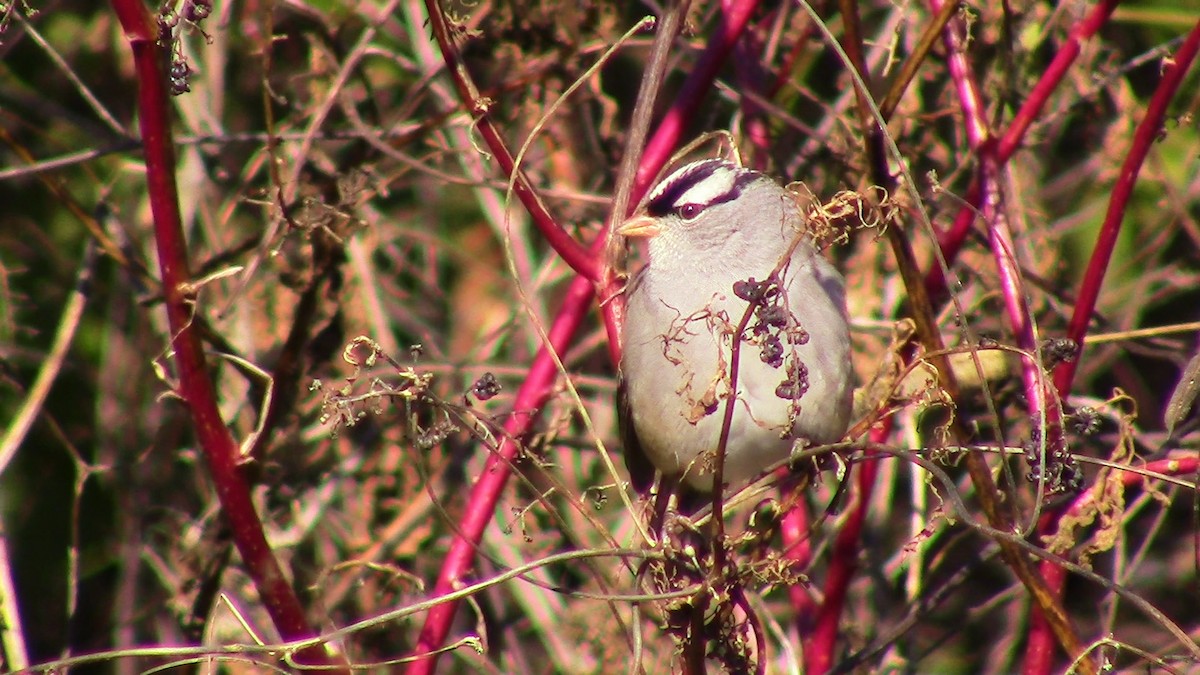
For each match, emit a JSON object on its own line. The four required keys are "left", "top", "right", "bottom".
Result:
{"left": 409, "top": 271, "right": 595, "bottom": 672}
{"left": 996, "top": 0, "right": 1121, "bottom": 162}
{"left": 796, "top": 1, "right": 1123, "bottom": 668}
{"left": 407, "top": 1, "right": 766, "bottom": 669}
{"left": 800, "top": 422, "right": 889, "bottom": 673}
{"left": 803, "top": 449, "right": 881, "bottom": 674}
{"left": 1025, "top": 19, "right": 1200, "bottom": 675}
{"left": 931, "top": 0, "right": 1083, "bottom": 669}
{"left": 924, "top": 0, "right": 1120, "bottom": 301}
{"left": 635, "top": 0, "right": 762, "bottom": 191}
{"left": 1052, "top": 21, "right": 1200, "bottom": 394}
{"left": 782, "top": 496, "right": 816, "bottom": 624}
{"left": 421, "top": 0, "right": 596, "bottom": 280}
{"left": 108, "top": 0, "right": 342, "bottom": 669}
{"left": 724, "top": 0, "right": 770, "bottom": 168}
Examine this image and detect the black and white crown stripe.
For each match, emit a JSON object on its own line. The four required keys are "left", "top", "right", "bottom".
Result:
{"left": 644, "top": 159, "right": 764, "bottom": 219}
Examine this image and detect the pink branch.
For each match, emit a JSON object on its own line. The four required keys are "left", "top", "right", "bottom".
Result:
{"left": 724, "top": 0, "right": 771, "bottom": 168}
{"left": 931, "top": 0, "right": 987, "bottom": 147}
{"left": 635, "top": 0, "right": 762, "bottom": 193}
{"left": 924, "top": 0, "right": 1120, "bottom": 301}
{"left": 421, "top": 0, "right": 595, "bottom": 280}
{"left": 408, "top": 1, "right": 766, "bottom": 670}
{"left": 801, "top": 423, "right": 888, "bottom": 674}
{"left": 930, "top": 0, "right": 1096, "bottom": 670}
{"left": 783, "top": 491, "right": 816, "bottom": 625}
{"left": 408, "top": 271, "right": 595, "bottom": 672}
{"left": 915, "top": 4, "right": 1070, "bottom": 514}
{"left": 1025, "top": 19, "right": 1200, "bottom": 675}
{"left": 107, "top": 1, "right": 343, "bottom": 669}
{"left": 996, "top": 0, "right": 1121, "bottom": 162}
{"left": 1067, "top": 456, "right": 1200, "bottom": 517}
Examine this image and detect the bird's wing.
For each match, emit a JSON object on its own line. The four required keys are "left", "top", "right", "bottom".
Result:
{"left": 616, "top": 374, "right": 657, "bottom": 494}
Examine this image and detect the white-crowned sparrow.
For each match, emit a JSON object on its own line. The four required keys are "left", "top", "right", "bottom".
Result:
{"left": 618, "top": 159, "right": 853, "bottom": 493}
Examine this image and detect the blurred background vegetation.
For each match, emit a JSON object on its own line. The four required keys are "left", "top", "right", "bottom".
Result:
{"left": 1, "top": 0, "right": 1198, "bottom": 672}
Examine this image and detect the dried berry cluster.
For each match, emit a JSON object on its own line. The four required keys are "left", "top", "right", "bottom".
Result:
{"left": 732, "top": 276, "right": 811, "bottom": 402}
{"left": 157, "top": 0, "right": 211, "bottom": 95}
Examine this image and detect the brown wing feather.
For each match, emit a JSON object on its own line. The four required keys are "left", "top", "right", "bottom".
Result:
{"left": 616, "top": 375, "right": 657, "bottom": 494}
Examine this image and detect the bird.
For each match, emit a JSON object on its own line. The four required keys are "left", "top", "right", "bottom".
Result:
{"left": 618, "top": 158, "right": 854, "bottom": 495}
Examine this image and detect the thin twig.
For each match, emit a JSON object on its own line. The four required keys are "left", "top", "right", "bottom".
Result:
{"left": 0, "top": 242, "right": 95, "bottom": 476}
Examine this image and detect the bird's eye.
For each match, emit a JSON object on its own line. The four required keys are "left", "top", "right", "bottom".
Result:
{"left": 677, "top": 203, "right": 704, "bottom": 220}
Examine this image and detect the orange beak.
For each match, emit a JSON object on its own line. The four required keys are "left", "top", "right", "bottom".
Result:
{"left": 616, "top": 214, "right": 661, "bottom": 238}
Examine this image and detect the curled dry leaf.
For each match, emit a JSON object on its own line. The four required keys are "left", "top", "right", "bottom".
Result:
{"left": 1164, "top": 344, "right": 1200, "bottom": 438}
